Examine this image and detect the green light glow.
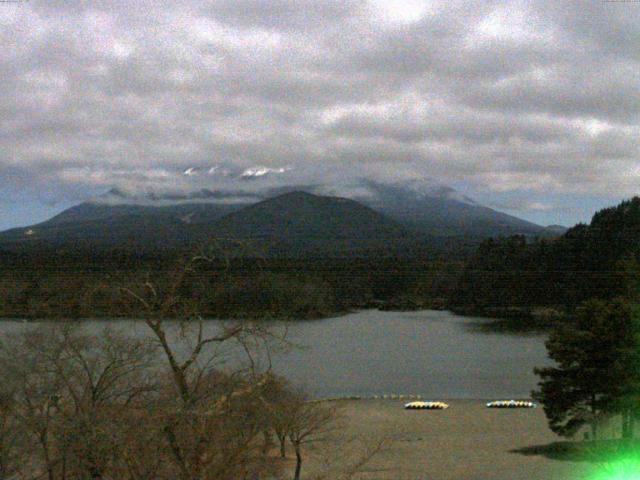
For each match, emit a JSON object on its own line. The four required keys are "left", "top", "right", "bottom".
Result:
{"left": 590, "top": 456, "right": 640, "bottom": 480}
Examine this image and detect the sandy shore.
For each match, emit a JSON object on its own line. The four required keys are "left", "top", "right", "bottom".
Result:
{"left": 303, "top": 399, "right": 598, "bottom": 480}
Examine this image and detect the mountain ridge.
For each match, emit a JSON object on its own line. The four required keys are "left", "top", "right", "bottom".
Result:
{"left": 0, "top": 187, "right": 564, "bottom": 256}
{"left": 0, "top": 191, "right": 426, "bottom": 256}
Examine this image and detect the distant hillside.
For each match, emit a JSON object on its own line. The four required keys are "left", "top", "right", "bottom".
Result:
{"left": 0, "top": 191, "right": 451, "bottom": 257}
{"left": 207, "top": 191, "right": 431, "bottom": 256}
{"left": 44, "top": 201, "right": 243, "bottom": 227}
{"left": 541, "top": 225, "right": 568, "bottom": 236}
{"left": 212, "top": 191, "right": 406, "bottom": 239}
{"left": 0, "top": 203, "right": 241, "bottom": 250}
{"left": 0, "top": 180, "right": 557, "bottom": 257}
{"left": 362, "top": 181, "right": 550, "bottom": 237}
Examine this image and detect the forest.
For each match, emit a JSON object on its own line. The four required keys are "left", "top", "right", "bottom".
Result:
{"left": 0, "top": 197, "right": 638, "bottom": 327}
{"left": 0, "top": 249, "right": 460, "bottom": 320}
{"left": 450, "top": 197, "right": 640, "bottom": 326}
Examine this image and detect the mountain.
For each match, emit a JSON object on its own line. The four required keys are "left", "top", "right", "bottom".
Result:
{"left": 212, "top": 191, "right": 406, "bottom": 240}
{"left": 0, "top": 181, "right": 555, "bottom": 256}
{"left": 79, "top": 181, "right": 551, "bottom": 239}
{"left": 0, "top": 194, "right": 246, "bottom": 251}
{"left": 44, "top": 201, "right": 243, "bottom": 227}
{"left": 360, "top": 181, "right": 548, "bottom": 237}
{"left": 206, "top": 191, "right": 427, "bottom": 256}
{"left": 0, "top": 191, "right": 438, "bottom": 257}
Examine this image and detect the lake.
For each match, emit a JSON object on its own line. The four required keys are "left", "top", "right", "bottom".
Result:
{"left": 0, "top": 310, "right": 550, "bottom": 399}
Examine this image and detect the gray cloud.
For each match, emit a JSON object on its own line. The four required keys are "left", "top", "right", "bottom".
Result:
{"left": 201, "top": 0, "right": 365, "bottom": 32}
{"left": 0, "top": 0, "right": 638, "bottom": 225}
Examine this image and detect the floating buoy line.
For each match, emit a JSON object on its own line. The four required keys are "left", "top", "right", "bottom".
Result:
{"left": 404, "top": 401, "right": 449, "bottom": 410}
{"left": 307, "top": 395, "right": 537, "bottom": 410}
{"left": 486, "top": 400, "right": 536, "bottom": 408}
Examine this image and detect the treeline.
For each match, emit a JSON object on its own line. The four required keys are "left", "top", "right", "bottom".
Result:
{"left": 0, "top": 248, "right": 462, "bottom": 320}
{"left": 3, "top": 196, "right": 639, "bottom": 324}
{"left": 451, "top": 197, "right": 640, "bottom": 325}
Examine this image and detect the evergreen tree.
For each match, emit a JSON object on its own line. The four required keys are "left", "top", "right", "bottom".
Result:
{"left": 533, "top": 299, "right": 640, "bottom": 439}
{"left": 610, "top": 302, "right": 640, "bottom": 440}
{"left": 451, "top": 196, "right": 640, "bottom": 324}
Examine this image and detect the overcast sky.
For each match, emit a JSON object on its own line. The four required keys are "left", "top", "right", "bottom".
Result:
{"left": 1, "top": 0, "right": 638, "bottom": 230}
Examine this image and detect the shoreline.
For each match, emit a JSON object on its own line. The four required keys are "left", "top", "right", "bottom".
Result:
{"left": 314, "top": 395, "right": 537, "bottom": 402}
{"left": 0, "top": 304, "right": 560, "bottom": 335}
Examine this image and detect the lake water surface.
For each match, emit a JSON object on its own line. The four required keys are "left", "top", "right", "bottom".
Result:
{"left": 1, "top": 310, "right": 550, "bottom": 399}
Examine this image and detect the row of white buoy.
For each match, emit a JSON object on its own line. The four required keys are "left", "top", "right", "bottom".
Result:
{"left": 310, "top": 394, "right": 423, "bottom": 403}
{"left": 308, "top": 396, "right": 537, "bottom": 409}
{"left": 404, "top": 400, "right": 537, "bottom": 410}
{"left": 485, "top": 400, "right": 536, "bottom": 408}
{"left": 374, "top": 394, "right": 423, "bottom": 400}
{"left": 404, "top": 401, "right": 449, "bottom": 410}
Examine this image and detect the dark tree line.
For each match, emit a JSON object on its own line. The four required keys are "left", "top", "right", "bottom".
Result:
{"left": 516, "top": 198, "right": 640, "bottom": 441}
{"left": 0, "top": 252, "right": 460, "bottom": 320}
{"left": 451, "top": 197, "right": 640, "bottom": 324}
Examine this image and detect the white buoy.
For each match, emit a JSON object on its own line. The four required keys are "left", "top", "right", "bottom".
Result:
{"left": 404, "top": 401, "right": 449, "bottom": 410}
{"left": 486, "top": 400, "right": 536, "bottom": 408}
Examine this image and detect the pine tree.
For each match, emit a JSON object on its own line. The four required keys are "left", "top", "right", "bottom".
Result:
{"left": 533, "top": 299, "right": 640, "bottom": 439}
{"left": 609, "top": 302, "right": 640, "bottom": 440}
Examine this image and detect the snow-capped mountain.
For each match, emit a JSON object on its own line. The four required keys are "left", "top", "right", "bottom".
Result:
{"left": 240, "top": 166, "right": 291, "bottom": 178}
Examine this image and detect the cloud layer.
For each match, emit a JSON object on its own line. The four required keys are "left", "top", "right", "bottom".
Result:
{"left": 0, "top": 0, "right": 638, "bottom": 226}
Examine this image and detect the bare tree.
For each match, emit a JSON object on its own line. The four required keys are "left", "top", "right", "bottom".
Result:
{"left": 120, "top": 252, "right": 287, "bottom": 480}
{"left": 256, "top": 373, "right": 295, "bottom": 459}
{"left": 0, "top": 327, "right": 67, "bottom": 480}
{"left": 0, "top": 324, "right": 157, "bottom": 480}
{"left": 0, "top": 387, "right": 24, "bottom": 480}
{"left": 0, "top": 247, "right": 384, "bottom": 480}
{"left": 286, "top": 395, "right": 338, "bottom": 480}
{"left": 54, "top": 326, "right": 156, "bottom": 480}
